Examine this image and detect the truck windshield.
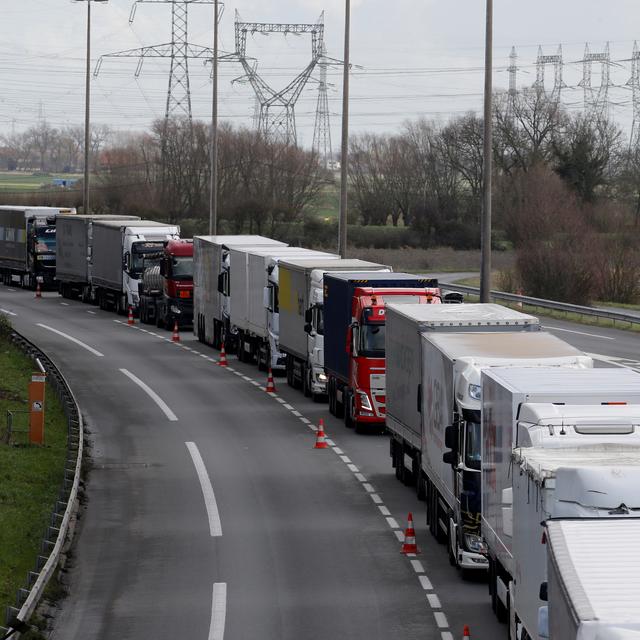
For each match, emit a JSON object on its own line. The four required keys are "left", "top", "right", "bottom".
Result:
{"left": 359, "top": 322, "right": 385, "bottom": 357}
{"left": 465, "top": 421, "right": 481, "bottom": 471}
{"left": 132, "top": 242, "right": 164, "bottom": 276}
{"left": 35, "top": 227, "right": 56, "bottom": 253}
{"left": 170, "top": 256, "right": 193, "bottom": 280}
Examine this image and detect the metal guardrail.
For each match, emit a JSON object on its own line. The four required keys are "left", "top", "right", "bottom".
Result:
{"left": 0, "top": 331, "right": 83, "bottom": 639}
{"left": 443, "top": 284, "right": 640, "bottom": 329}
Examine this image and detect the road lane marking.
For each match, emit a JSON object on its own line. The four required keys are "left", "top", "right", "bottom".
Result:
{"left": 441, "top": 633, "right": 454, "bottom": 640}
{"left": 434, "top": 612, "right": 448, "bottom": 628}
{"left": 393, "top": 530, "right": 404, "bottom": 542}
{"left": 410, "top": 559, "right": 424, "bottom": 573}
{"left": 347, "top": 463, "right": 359, "bottom": 473}
{"left": 36, "top": 324, "right": 104, "bottom": 357}
{"left": 209, "top": 582, "right": 227, "bottom": 640}
{"left": 87, "top": 310, "right": 96, "bottom": 315}
{"left": 427, "top": 593, "right": 441, "bottom": 608}
{"left": 370, "top": 493, "right": 383, "bottom": 504}
{"left": 386, "top": 517, "right": 400, "bottom": 529}
{"left": 7, "top": 288, "right": 16, "bottom": 292}
{"left": 283, "top": 403, "right": 294, "bottom": 410}
{"left": 339, "top": 455, "right": 352, "bottom": 463}
{"left": 378, "top": 505, "right": 391, "bottom": 516}
{"left": 354, "top": 472, "right": 366, "bottom": 482}
{"left": 543, "top": 325, "right": 614, "bottom": 340}
{"left": 0, "top": 308, "right": 17, "bottom": 316}
{"left": 185, "top": 442, "right": 223, "bottom": 537}
{"left": 419, "top": 575, "right": 433, "bottom": 590}
{"left": 362, "top": 483, "right": 375, "bottom": 493}
{"left": 119, "top": 368, "right": 178, "bottom": 421}
{"left": 60, "top": 302, "right": 69, "bottom": 306}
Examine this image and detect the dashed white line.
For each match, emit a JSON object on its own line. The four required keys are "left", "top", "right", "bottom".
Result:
{"left": 378, "top": 505, "right": 391, "bottom": 516}
{"left": 433, "top": 612, "right": 448, "bottom": 628}
{"left": 0, "top": 308, "right": 17, "bottom": 316}
{"left": 362, "top": 483, "right": 375, "bottom": 493}
{"left": 275, "top": 397, "right": 286, "bottom": 404}
{"left": 393, "top": 530, "right": 404, "bottom": 542}
{"left": 185, "top": 442, "right": 222, "bottom": 537}
{"left": 333, "top": 447, "right": 344, "bottom": 455}
{"left": 325, "top": 437, "right": 335, "bottom": 445}
{"left": 7, "top": 288, "right": 16, "bottom": 292}
{"left": 209, "top": 582, "right": 227, "bottom": 640}
{"left": 250, "top": 380, "right": 260, "bottom": 387}
{"left": 370, "top": 493, "right": 383, "bottom": 504}
{"left": 300, "top": 417, "right": 311, "bottom": 425}
{"left": 410, "top": 559, "right": 425, "bottom": 573}
{"left": 426, "top": 593, "right": 441, "bottom": 609}
{"left": 339, "top": 455, "right": 352, "bottom": 463}
{"left": 441, "top": 633, "right": 454, "bottom": 640}
{"left": 354, "top": 472, "right": 366, "bottom": 482}
{"left": 242, "top": 375, "right": 252, "bottom": 381}
{"left": 283, "top": 403, "right": 294, "bottom": 410}
{"left": 36, "top": 323, "right": 104, "bottom": 357}
{"left": 386, "top": 517, "right": 400, "bottom": 529}
{"left": 119, "top": 368, "right": 178, "bottom": 421}
{"left": 347, "top": 463, "right": 359, "bottom": 473}
{"left": 291, "top": 410, "right": 302, "bottom": 417}
{"left": 419, "top": 575, "right": 433, "bottom": 590}
{"left": 60, "top": 302, "right": 69, "bottom": 306}
{"left": 86, "top": 310, "right": 96, "bottom": 315}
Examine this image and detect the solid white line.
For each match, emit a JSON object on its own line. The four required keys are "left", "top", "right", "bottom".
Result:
{"left": 433, "top": 612, "right": 448, "bottom": 628}
{"left": 410, "top": 559, "right": 425, "bottom": 573}
{"left": 386, "top": 517, "right": 400, "bottom": 529}
{"left": 543, "top": 325, "right": 614, "bottom": 340}
{"left": 370, "top": 493, "right": 383, "bottom": 504}
{"left": 36, "top": 323, "right": 104, "bottom": 357}
{"left": 427, "top": 593, "right": 441, "bottom": 609}
{"left": 186, "top": 442, "right": 223, "bottom": 537}
{"left": 419, "top": 575, "right": 433, "bottom": 590}
{"left": 378, "top": 505, "right": 391, "bottom": 516}
{"left": 208, "top": 583, "right": 227, "bottom": 640}
{"left": 119, "top": 368, "right": 178, "bottom": 421}
{"left": 0, "top": 308, "right": 17, "bottom": 316}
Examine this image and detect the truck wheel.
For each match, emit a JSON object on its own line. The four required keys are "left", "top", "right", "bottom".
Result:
{"left": 328, "top": 379, "right": 336, "bottom": 416}
{"left": 344, "top": 391, "right": 354, "bottom": 429}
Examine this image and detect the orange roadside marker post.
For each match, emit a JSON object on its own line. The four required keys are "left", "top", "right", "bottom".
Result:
{"left": 28, "top": 370, "right": 46, "bottom": 445}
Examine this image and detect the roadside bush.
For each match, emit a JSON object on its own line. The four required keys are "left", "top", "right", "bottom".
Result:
{"left": 594, "top": 235, "right": 640, "bottom": 304}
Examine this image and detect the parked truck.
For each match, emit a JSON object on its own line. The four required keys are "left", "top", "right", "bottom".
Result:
{"left": 323, "top": 272, "right": 442, "bottom": 432}
{"left": 229, "top": 246, "right": 338, "bottom": 370}
{"left": 481, "top": 367, "right": 640, "bottom": 630}
{"left": 541, "top": 518, "right": 640, "bottom": 640}
{"left": 138, "top": 239, "right": 193, "bottom": 328}
{"left": 278, "top": 258, "right": 391, "bottom": 400}
{"left": 510, "top": 421, "right": 640, "bottom": 640}
{"left": 193, "top": 235, "right": 286, "bottom": 350}
{"left": 0, "top": 205, "right": 76, "bottom": 289}
{"left": 56, "top": 214, "right": 140, "bottom": 301}
{"left": 90, "top": 220, "right": 179, "bottom": 313}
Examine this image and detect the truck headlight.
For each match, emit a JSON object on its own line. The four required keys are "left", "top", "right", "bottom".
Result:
{"left": 357, "top": 391, "right": 373, "bottom": 411}
{"left": 317, "top": 373, "right": 327, "bottom": 382}
{"left": 468, "top": 384, "right": 481, "bottom": 400}
{"left": 464, "top": 533, "right": 487, "bottom": 554}
{"left": 170, "top": 305, "right": 182, "bottom": 314}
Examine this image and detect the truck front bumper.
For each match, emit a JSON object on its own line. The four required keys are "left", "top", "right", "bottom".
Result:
{"left": 168, "top": 299, "right": 193, "bottom": 327}
{"left": 458, "top": 550, "right": 489, "bottom": 570}
{"left": 310, "top": 368, "right": 328, "bottom": 394}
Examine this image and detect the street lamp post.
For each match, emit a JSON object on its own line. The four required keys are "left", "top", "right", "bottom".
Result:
{"left": 480, "top": 0, "right": 493, "bottom": 302}
{"left": 338, "top": 0, "right": 351, "bottom": 258}
{"left": 209, "top": 0, "right": 219, "bottom": 235}
{"left": 76, "top": 0, "right": 108, "bottom": 215}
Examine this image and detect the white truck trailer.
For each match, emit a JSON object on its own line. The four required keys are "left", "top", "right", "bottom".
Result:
{"left": 481, "top": 367, "right": 640, "bottom": 628}
{"left": 542, "top": 518, "right": 640, "bottom": 640}
{"left": 385, "top": 302, "right": 541, "bottom": 494}
{"left": 193, "top": 235, "right": 286, "bottom": 350}
{"left": 229, "top": 246, "right": 337, "bottom": 371}
{"left": 278, "top": 258, "right": 390, "bottom": 399}
{"left": 56, "top": 214, "right": 140, "bottom": 301}
{"left": 511, "top": 426, "right": 640, "bottom": 640}
{"left": 90, "top": 220, "right": 179, "bottom": 313}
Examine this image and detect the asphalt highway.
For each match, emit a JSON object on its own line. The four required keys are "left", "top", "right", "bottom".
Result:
{"left": 0, "top": 286, "right": 637, "bottom": 640}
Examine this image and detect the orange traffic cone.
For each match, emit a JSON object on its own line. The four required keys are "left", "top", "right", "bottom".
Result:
{"left": 218, "top": 343, "right": 228, "bottom": 367}
{"left": 171, "top": 320, "right": 180, "bottom": 343}
{"left": 265, "top": 367, "right": 276, "bottom": 393}
{"left": 462, "top": 625, "right": 471, "bottom": 639}
{"left": 314, "top": 418, "right": 328, "bottom": 449}
{"left": 400, "top": 512, "right": 420, "bottom": 554}
{"left": 127, "top": 306, "right": 135, "bottom": 325}
{"left": 35, "top": 282, "right": 42, "bottom": 299}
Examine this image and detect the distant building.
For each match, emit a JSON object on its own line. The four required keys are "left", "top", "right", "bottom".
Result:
{"left": 51, "top": 178, "right": 78, "bottom": 188}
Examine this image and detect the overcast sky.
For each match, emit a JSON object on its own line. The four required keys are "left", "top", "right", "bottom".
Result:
{"left": 1, "top": 0, "right": 639, "bottom": 146}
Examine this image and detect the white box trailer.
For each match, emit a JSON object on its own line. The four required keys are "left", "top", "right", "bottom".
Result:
{"left": 193, "top": 235, "right": 286, "bottom": 348}
{"left": 278, "top": 258, "right": 390, "bottom": 398}
{"left": 511, "top": 422, "right": 640, "bottom": 640}
{"left": 229, "top": 246, "right": 337, "bottom": 370}
{"left": 419, "top": 330, "right": 589, "bottom": 573}
{"left": 481, "top": 367, "right": 640, "bottom": 624}
{"left": 543, "top": 518, "right": 640, "bottom": 640}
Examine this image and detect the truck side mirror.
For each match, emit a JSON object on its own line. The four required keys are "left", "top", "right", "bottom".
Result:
{"left": 539, "top": 582, "right": 548, "bottom": 602}
{"left": 417, "top": 384, "right": 422, "bottom": 414}
{"left": 443, "top": 424, "right": 459, "bottom": 466}
{"left": 442, "top": 451, "right": 457, "bottom": 466}
{"left": 217, "top": 272, "right": 225, "bottom": 294}
{"left": 304, "top": 308, "right": 312, "bottom": 323}
{"left": 159, "top": 259, "right": 167, "bottom": 277}
{"left": 304, "top": 323, "right": 312, "bottom": 334}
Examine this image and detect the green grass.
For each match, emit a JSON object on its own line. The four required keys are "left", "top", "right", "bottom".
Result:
{"left": 0, "top": 329, "right": 68, "bottom": 625}
{"left": 308, "top": 183, "right": 340, "bottom": 220}
{"left": 0, "top": 171, "right": 81, "bottom": 192}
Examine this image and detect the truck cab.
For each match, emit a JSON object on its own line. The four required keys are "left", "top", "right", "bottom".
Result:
{"left": 159, "top": 239, "right": 193, "bottom": 327}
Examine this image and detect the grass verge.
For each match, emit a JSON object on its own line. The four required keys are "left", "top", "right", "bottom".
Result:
{"left": 0, "top": 327, "right": 68, "bottom": 626}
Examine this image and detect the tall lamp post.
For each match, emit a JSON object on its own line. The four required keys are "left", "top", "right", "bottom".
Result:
{"left": 209, "top": 0, "right": 220, "bottom": 235}
{"left": 480, "top": 0, "right": 493, "bottom": 302}
{"left": 75, "top": 0, "right": 108, "bottom": 215}
{"left": 338, "top": 0, "right": 350, "bottom": 258}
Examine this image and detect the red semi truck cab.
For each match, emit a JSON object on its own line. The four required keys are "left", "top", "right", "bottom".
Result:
{"left": 324, "top": 272, "right": 441, "bottom": 432}
{"left": 160, "top": 239, "right": 194, "bottom": 327}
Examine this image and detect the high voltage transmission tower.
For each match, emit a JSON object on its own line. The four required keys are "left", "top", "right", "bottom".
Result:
{"left": 313, "top": 42, "right": 332, "bottom": 168}
{"left": 232, "top": 11, "right": 325, "bottom": 145}
{"left": 627, "top": 41, "right": 640, "bottom": 148}
{"left": 578, "top": 42, "right": 613, "bottom": 121}
{"left": 95, "top": 0, "right": 221, "bottom": 123}
{"left": 534, "top": 45, "right": 565, "bottom": 103}
{"left": 506, "top": 46, "right": 518, "bottom": 116}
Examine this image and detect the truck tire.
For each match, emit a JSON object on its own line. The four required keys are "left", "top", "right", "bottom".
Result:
{"left": 303, "top": 364, "right": 312, "bottom": 397}
{"left": 328, "top": 378, "right": 336, "bottom": 416}
{"left": 344, "top": 390, "right": 354, "bottom": 429}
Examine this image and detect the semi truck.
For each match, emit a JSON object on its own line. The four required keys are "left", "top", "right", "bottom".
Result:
{"left": 0, "top": 205, "right": 76, "bottom": 289}
{"left": 138, "top": 239, "right": 193, "bottom": 328}
{"left": 323, "top": 272, "right": 442, "bottom": 432}
{"left": 193, "top": 235, "right": 286, "bottom": 350}
{"left": 278, "top": 258, "right": 390, "bottom": 400}
{"left": 90, "top": 220, "right": 179, "bottom": 314}
{"left": 229, "top": 246, "right": 338, "bottom": 370}
{"left": 481, "top": 367, "right": 640, "bottom": 630}
{"left": 541, "top": 518, "right": 640, "bottom": 640}
{"left": 56, "top": 214, "right": 140, "bottom": 301}
{"left": 510, "top": 421, "right": 640, "bottom": 640}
